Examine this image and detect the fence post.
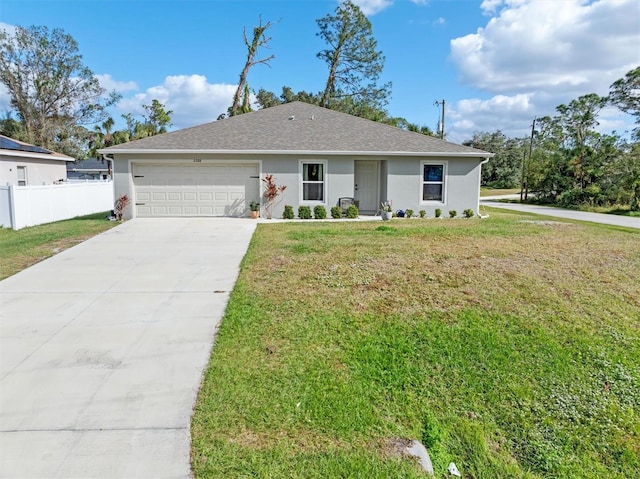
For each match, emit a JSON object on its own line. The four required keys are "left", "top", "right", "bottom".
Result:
{"left": 8, "top": 184, "right": 16, "bottom": 229}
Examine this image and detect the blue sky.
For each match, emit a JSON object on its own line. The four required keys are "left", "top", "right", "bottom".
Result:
{"left": 1, "top": 0, "right": 638, "bottom": 143}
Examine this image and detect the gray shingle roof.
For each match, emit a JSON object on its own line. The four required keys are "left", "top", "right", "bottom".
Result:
{"left": 103, "top": 101, "right": 489, "bottom": 156}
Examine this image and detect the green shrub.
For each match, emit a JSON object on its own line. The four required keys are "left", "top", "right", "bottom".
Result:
{"left": 330, "top": 206, "right": 342, "bottom": 219}
{"left": 463, "top": 208, "right": 475, "bottom": 218}
{"left": 419, "top": 210, "right": 426, "bottom": 218}
{"left": 298, "top": 205, "right": 312, "bottom": 219}
{"left": 405, "top": 209, "right": 414, "bottom": 218}
{"left": 282, "top": 205, "right": 294, "bottom": 219}
{"left": 346, "top": 205, "right": 359, "bottom": 219}
{"left": 449, "top": 210, "right": 457, "bottom": 218}
{"left": 314, "top": 205, "right": 327, "bottom": 219}
{"left": 435, "top": 208, "right": 442, "bottom": 218}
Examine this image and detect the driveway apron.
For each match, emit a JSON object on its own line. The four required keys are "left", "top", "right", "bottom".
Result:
{"left": 0, "top": 218, "right": 257, "bottom": 478}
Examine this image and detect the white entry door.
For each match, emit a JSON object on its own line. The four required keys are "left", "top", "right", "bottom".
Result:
{"left": 133, "top": 163, "right": 260, "bottom": 217}
{"left": 354, "top": 161, "right": 379, "bottom": 212}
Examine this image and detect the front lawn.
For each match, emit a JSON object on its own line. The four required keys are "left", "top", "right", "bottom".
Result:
{"left": 0, "top": 212, "right": 117, "bottom": 280}
{"left": 480, "top": 187, "right": 521, "bottom": 197}
{"left": 570, "top": 204, "right": 640, "bottom": 217}
{"left": 191, "top": 210, "right": 640, "bottom": 478}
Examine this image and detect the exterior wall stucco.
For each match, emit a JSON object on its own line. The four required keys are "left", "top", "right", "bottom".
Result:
{"left": 386, "top": 156, "right": 484, "bottom": 216}
{"left": 0, "top": 156, "right": 67, "bottom": 186}
{"left": 261, "top": 156, "right": 355, "bottom": 218}
{"left": 110, "top": 152, "right": 484, "bottom": 219}
{"left": 112, "top": 153, "right": 362, "bottom": 219}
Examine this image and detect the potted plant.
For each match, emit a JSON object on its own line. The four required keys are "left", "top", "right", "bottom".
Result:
{"left": 380, "top": 201, "right": 393, "bottom": 221}
{"left": 249, "top": 200, "right": 260, "bottom": 219}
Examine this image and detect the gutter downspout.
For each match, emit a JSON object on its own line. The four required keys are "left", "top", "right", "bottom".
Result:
{"left": 101, "top": 154, "right": 116, "bottom": 213}
{"left": 478, "top": 157, "right": 491, "bottom": 219}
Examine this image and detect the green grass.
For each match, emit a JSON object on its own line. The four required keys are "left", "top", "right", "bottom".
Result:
{"left": 0, "top": 212, "right": 117, "bottom": 280}
{"left": 570, "top": 204, "right": 640, "bottom": 217}
{"left": 480, "top": 187, "right": 521, "bottom": 197}
{"left": 192, "top": 210, "right": 640, "bottom": 478}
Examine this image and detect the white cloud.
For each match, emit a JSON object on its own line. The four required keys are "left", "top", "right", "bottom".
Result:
{"left": 96, "top": 74, "right": 138, "bottom": 93}
{"left": 447, "top": 93, "right": 536, "bottom": 140}
{"left": 0, "top": 85, "right": 12, "bottom": 114}
{"left": 447, "top": 0, "right": 640, "bottom": 140}
{"left": 479, "top": 0, "right": 527, "bottom": 16}
{"left": 433, "top": 17, "right": 445, "bottom": 26}
{"left": 0, "top": 24, "right": 16, "bottom": 113}
{"left": 350, "top": 0, "right": 394, "bottom": 16}
{"left": 0, "top": 22, "right": 17, "bottom": 36}
{"left": 451, "top": 0, "right": 639, "bottom": 94}
{"left": 410, "top": 0, "right": 430, "bottom": 5}
{"left": 116, "top": 74, "right": 237, "bottom": 129}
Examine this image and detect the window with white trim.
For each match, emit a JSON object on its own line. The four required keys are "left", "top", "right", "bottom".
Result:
{"left": 422, "top": 162, "right": 445, "bottom": 202}
{"left": 17, "top": 166, "right": 27, "bottom": 186}
{"left": 301, "top": 161, "right": 325, "bottom": 202}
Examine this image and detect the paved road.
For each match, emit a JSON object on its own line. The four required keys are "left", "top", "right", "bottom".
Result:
{"left": 0, "top": 218, "right": 257, "bottom": 478}
{"left": 481, "top": 200, "right": 640, "bottom": 230}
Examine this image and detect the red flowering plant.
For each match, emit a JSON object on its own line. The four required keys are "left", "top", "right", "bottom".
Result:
{"left": 262, "top": 174, "right": 287, "bottom": 219}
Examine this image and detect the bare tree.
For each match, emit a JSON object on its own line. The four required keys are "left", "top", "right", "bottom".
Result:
{"left": 230, "top": 17, "right": 278, "bottom": 117}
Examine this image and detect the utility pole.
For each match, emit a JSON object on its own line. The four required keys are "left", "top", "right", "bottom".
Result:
{"left": 434, "top": 99, "right": 445, "bottom": 140}
{"left": 519, "top": 150, "right": 526, "bottom": 202}
{"left": 520, "top": 117, "right": 536, "bottom": 201}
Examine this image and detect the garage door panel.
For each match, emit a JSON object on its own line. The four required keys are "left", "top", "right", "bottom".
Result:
{"left": 136, "top": 165, "right": 157, "bottom": 175}
{"left": 167, "top": 206, "right": 184, "bottom": 214}
{"left": 152, "top": 192, "right": 167, "bottom": 201}
{"left": 152, "top": 206, "right": 168, "bottom": 216}
{"left": 183, "top": 192, "right": 197, "bottom": 201}
{"left": 134, "top": 163, "right": 259, "bottom": 217}
{"left": 199, "top": 206, "right": 215, "bottom": 215}
{"left": 137, "top": 205, "right": 152, "bottom": 216}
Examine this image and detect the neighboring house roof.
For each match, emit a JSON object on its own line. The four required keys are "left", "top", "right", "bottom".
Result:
{"left": 67, "top": 158, "right": 110, "bottom": 172}
{"left": 0, "top": 134, "right": 73, "bottom": 161}
{"left": 102, "top": 101, "right": 491, "bottom": 157}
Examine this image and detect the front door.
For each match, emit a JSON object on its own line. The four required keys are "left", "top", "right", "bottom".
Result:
{"left": 354, "top": 161, "right": 379, "bottom": 213}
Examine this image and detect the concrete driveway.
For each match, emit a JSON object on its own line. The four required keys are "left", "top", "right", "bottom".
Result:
{"left": 0, "top": 218, "right": 257, "bottom": 478}
{"left": 481, "top": 200, "right": 640, "bottom": 229}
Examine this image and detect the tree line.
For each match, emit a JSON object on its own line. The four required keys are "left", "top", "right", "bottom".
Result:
{"left": 465, "top": 67, "right": 640, "bottom": 211}
{"left": 1, "top": 2, "right": 637, "bottom": 211}
{"left": 0, "top": 1, "right": 433, "bottom": 160}
{"left": 0, "top": 24, "right": 174, "bottom": 158}
{"left": 223, "top": 1, "right": 430, "bottom": 135}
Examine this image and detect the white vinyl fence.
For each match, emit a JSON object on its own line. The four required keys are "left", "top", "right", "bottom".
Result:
{"left": 0, "top": 181, "right": 114, "bottom": 230}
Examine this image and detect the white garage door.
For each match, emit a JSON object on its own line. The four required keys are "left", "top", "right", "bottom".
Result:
{"left": 133, "top": 163, "right": 260, "bottom": 217}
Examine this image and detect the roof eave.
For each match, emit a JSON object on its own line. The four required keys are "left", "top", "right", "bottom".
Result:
{"left": 99, "top": 148, "right": 493, "bottom": 158}
{"left": 1, "top": 149, "right": 73, "bottom": 162}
